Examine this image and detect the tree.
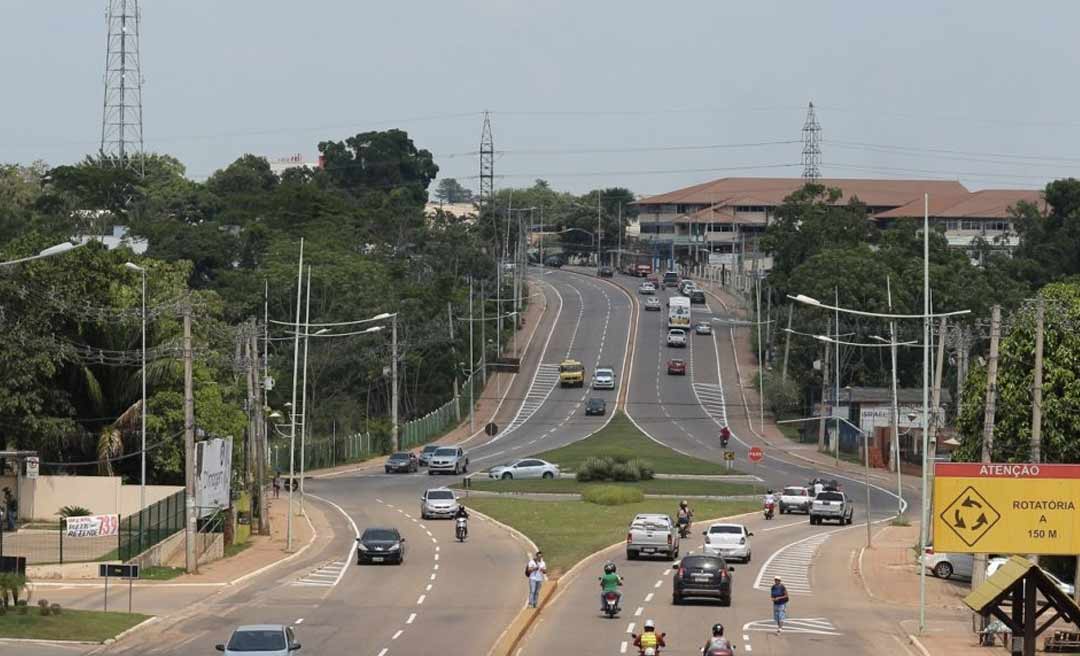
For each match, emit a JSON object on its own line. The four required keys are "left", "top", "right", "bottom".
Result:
{"left": 433, "top": 178, "right": 474, "bottom": 204}
{"left": 317, "top": 129, "right": 438, "bottom": 205}
{"left": 1011, "top": 178, "right": 1080, "bottom": 288}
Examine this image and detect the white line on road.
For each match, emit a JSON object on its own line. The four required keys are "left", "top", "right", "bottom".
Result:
{"left": 294, "top": 618, "right": 303, "bottom": 624}
{"left": 644, "top": 592, "right": 654, "bottom": 603}
{"left": 627, "top": 622, "right": 635, "bottom": 634}
{"left": 406, "top": 613, "right": 416, "bottom": 624}
{"left": 377, "top": 649, "right": 388, "bottom": 656}
{"left": 392, "top": 630, "right": 403, "bottom": 640}
{"left": 417, "top": 594, "right": 426, "bottom": 605}
{"left": 430, "top": 573, "right": 436, "bottom": 580}
{"left": 426, "top": 584, "right": 432, "bottom": 591}
{"left": 653, "top": 580, "right": 663, "bottom": 588}
{"left": 620, "top": 641, "right": 628, "bottom": 654}
{"left": 634, "top": 606, "right": 643, "bottom": 617}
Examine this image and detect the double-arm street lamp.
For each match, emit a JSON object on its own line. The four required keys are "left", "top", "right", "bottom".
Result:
{"left": 123, "top": 262, "right": 148, "bottom": 512}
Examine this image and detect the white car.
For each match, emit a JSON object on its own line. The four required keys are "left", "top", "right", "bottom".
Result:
{"left": 488, "top": 458, "right": 560, "bottom": 480}
{"left": 667, "top": 329, "right": 687, "bottom": 347}
{"left": 778, "top": 486, "right": 812, "bottom": 514}
{"left": 702, "top": 523, "right": 752, "bottom": 563}
{"left": 694, "top": 322, "right": 712, "bottom": 335}
{"left": 638, "top": 283, "right": 656, "bottom": 295}
{"left": 921, "top": 549, "right": 973, "bottom": 580}
{"left": 987, "top": 557, "right": 1075, "bottom": 596}
{"left": 644, "top": 297, "right": 662, "bottom": 311}
{"left": 592, "top": 367, "right": 616, "bottom": 390}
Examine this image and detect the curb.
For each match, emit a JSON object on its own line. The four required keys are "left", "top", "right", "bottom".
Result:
{"left": 104, "top": 615, "right": 160, "bottom": 644}
{"left": 909, "top": 634, "right": 933, "bottom": 656}
{"left": 0, "top": 638, "right": 102, "bottom": 646}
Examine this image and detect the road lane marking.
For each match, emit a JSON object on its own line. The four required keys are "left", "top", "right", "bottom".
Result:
{"left": 392, "top": 630, "right": 403, "bottom": 640}
{"left": 744, "top": 617, "right": 841, "bottom": 636}
{"left": 430, "top": 573, "right": 436, "bottom": 580}
{"left": 627, "top": 623, "right": 635, "bottom": 634}
{"left": 376, "top": 498, "right": 384, "bottom": 503}
{"left": 434, "top": 554, "right": 439, "bottom": 561}
{"left": 753, "top": 531, "right": 833, "bottom": 595}
{"left": 653, "top": 580, "right": 663, "bottom": 588}
{"left": 426, "top": 584, "right": 433, "bottom": 591}
{"left": 417, "top": 594, "right": 426, "bottom": 605}
{"left": 407, "top": 613, "right": 416, "bottom": 624}
{"left": 634, "top": 606, "right": 643, "bottom": 617}
{"left": 433, "top": 564, "right": 439, "bottom": 570}
{"left": 377, "top": 649, "right": 388, "bottom": 656}
{"left": 644, "top": 592, "right": 653, "bottom": 602}
{"left": 294, "top": 618, "right": 303, "bottom": 624}
{"left": 620, "top": 641, "right": 628, "bottom": 654}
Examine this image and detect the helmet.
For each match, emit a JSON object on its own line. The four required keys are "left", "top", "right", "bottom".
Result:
{"left": 680, "top": 500, "right": 688, "bottom": 508}
{"left": 644, "top": 619, "right": 655, "bottom": 630}
{"left": 767, "top": 489, "right": 774, "bottom": 494}
{"left": 712, "top": 623, "right": 725, "bottom": 637}
{"left": 604, "top": 561, "right": 616, "bottom": 574}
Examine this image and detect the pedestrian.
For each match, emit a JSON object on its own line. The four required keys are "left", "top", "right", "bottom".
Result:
{"left": 3, "top": 487, "right": 17, "bottom": 531}
{"left": 526, "top": 550, "right": 547, "bottom": 608}
{"left": 770, "top": 575, "right": 789, "bottom": 634}
{"left": 272, "top": 471, "right": 281, "bottom": 499}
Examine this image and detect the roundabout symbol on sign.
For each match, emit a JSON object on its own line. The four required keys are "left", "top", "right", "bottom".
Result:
{"left": 748, "top": 446, "right": 764, "bottom": 463}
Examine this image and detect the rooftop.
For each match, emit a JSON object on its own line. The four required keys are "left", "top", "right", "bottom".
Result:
{"left": 636, "top": 177, "right": 970, "bottom": 208}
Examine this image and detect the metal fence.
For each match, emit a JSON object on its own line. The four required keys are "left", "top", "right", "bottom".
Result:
{"left": 118, "top": 490, "right": 185, "bottom": 562}
{"left": 0, "top": 520, "right": 120, "bottom": 565}
{"left": 401, "top": 374, "right": 478, "bottom": 449}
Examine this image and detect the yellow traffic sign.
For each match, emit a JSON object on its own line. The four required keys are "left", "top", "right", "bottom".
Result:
{"left": 723, "top": 450, "right": 736, "bottom": 461}
{"left": 933, "top": 463, "right": 1080, "bottom": 554}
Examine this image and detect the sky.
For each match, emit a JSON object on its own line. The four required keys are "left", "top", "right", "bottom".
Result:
{"left": 3, "top": 1, "right": 1079, "bottom": 196}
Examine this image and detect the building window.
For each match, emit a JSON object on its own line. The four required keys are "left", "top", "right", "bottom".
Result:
{"left": 945, "top": 219, "right": 961, "bottom": 231}
{"left": 961, "top": 219, "right": 980, "bottom": 231}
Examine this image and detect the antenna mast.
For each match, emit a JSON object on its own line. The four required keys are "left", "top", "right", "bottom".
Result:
{"left": 100, "top": 0, "right": 145, "bottom": 176}
{"left": 801, "top": 101, "right": 822, "bottom": 182}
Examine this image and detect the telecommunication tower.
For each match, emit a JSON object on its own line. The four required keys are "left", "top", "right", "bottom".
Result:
{"left": 801, "top": 101, "right": 822, "bottom": 182}
{"left": 100, "top": 0, "right": 145, "bottom": 175}
{"left": 479, "top": 111, "right": 495, "bottom": 219}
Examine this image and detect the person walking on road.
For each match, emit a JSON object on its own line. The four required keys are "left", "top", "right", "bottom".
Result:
{"left": 272, "top": 471, "right": 281, "bottom": 499}
{"left": 526, "top": 550, "right": 547, "bottom": 608}
{"left": 770, "top": 575, "right": 789, "bottom": 634}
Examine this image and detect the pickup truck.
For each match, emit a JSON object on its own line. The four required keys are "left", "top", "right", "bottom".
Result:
{"left": 809, "top": 490, "right": 854, "bottom": 525}
{"left": 626, "top": 513, "right": 679, "bottom": 560}
{"left": 778, "top": 486, "right": 813, "bottom": 514}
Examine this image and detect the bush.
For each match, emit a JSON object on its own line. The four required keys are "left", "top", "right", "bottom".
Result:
{"left": 575, "top": 456, "right": 654, "bottom": 482}
{"left": 50, "top": 603, "right": 62, "bottom": 615}
{"left": 57, "top": 505, "right": 92, "bottom": 518}
{"left": 575, "top": 456, "right": 612, "bottom": 482}
{"left": 38, "top": 599, "right": 50, "bottom": 616}
{"left": 610, "top": 462, "right": 641, "bottom": 482}
{"left": 582, "top": 485, "right": 645, "bottom": 506}
{"left": 16, "top": 600, "right": 28, "bottom": 615}
{"left": 763, "top": 371, "right": 802, "bottom": 420}
{"left": 0, "top": 573, "right": 28, "bottom": 609}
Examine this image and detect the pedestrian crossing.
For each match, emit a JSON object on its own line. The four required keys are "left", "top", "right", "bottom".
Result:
{"left": 753, "top": 532, "right": 832, "bottom": 595}
{"left": 500, "top": 364, "right": 560, "bottom": 436}
{"left": 293, "top": 560, "right": 347, "bottom": 587}
{"left": 744, "top": 617, "right": 841, "bottom": 636}
{"left": 693, "top": 383, "right": 728, "bottom": 426}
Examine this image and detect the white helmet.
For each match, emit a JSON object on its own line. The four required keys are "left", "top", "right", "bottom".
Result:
{"left": 644, "top": 619, "right": 655, "bottom": 630}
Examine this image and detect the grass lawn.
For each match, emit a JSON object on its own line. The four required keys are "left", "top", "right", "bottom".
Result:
{"left": 457, "top": 477, "right": 760, "bottom": 497}
{"left": 139, "top": 566, "right": 185, "bottom": 581}
{"left": 223, "top": 540, "right": 253, "bottom": 560}
{"left": 0, "top": 608, "right": 150, "bottom": 642}
{"left": 533, "top": 411, "right": 734, "bottom": 475}
{"left": 465, "top": 497, "right": 759, "bottom": 576}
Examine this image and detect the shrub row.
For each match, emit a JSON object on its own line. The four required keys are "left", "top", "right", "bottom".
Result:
{"left": 576, "top": 456, "right": 655, "bottom": 482}
{"left": 581, "top": 485, "right": 645, "bottom": 506}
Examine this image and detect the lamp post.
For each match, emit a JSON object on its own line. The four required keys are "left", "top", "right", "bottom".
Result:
{"left": 124, "top": 262, "right": 148, "bottom": 511}
{"left": 0, "top": 241, "right": 81, "bottom": 267}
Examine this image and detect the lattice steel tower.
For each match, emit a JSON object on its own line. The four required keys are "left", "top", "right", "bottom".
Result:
{"left": 100, "top": 0, "right": 145, "bottom": 175}
{"left": 801, "top": 101, "right": 821, "bottom": 182}
{"left": 478, "top": 111, "right": 495, "bottom": 219}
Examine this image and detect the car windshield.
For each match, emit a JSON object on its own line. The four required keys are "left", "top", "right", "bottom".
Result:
{"left": 389, "top": 453, "right": 410, "bottom": 461}
{"left": 709, "top": 525, "right": 743, "bottom": 534}
{"left": 588, "top": 399, "right": 604, "bottom": 407}
{"left": 818, "top": 492, "right": 843, "bottom": 501}
{"left": 597, "top": 370, "right": 612, "bottom": 377}
{"left": 434, "top": 448, "right": 457, "bottom": 456}
{"left": 560, "top": 363, "right": 584, "bottom": 373}
{"left": 422, "top": 446, "right": 438, "bottom": 453}
{"left": 362, "top": 529, "right": 399, "bottom": 541}
{"left": 784, "top": 488, "right": 806, "bottom": 496}
{"left": 227, "top": 630, "right": 286, "bottom": 652}
{"left": 426, "top": 490, "right": 455, "bottom": 500}
{"left": 682, "top": 556, "right": 720, "bottom": 570}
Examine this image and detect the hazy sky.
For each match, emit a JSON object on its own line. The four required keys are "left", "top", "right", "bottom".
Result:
{"left": 4, "top": 1, "right": 1078, "bottom": 195}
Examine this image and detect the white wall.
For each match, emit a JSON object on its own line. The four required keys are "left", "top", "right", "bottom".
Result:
{"left": 15, "top": 475, "right": 182, "bottom": 521}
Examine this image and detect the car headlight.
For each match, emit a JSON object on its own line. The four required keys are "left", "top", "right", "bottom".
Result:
{"left": 388, "top": 544, "right": 400, "bottom": 551}
{"left": 357, "top": 543, "right": 368, "bottom": 551}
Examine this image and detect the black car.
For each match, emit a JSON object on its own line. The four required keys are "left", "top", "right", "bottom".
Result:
{"left": 418, "top": 445, "right": 439, "bottom": 467}
{"left": 385, "top": 452, "right": 419, "bottom": 474}
{"left": 585, "top": 398, "right": 607, "bottom": 416}
{"left": 672, "top": 554, "right": 733, "bottom": 605}
{"left": 544, "top": 256, "right": 563, "bottom": 268}
{"left": 357, "top": 527, "right": 406, "bottom": 565}
{"left": 690, "top": 290, "right": 706, "bottom": 305}
{"left": 597, "top": 266, "right": 614, "bottom": 278}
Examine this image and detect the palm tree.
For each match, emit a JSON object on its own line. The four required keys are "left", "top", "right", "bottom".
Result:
{"left": 97, "top": 399, "right": 141, "bottom": 476}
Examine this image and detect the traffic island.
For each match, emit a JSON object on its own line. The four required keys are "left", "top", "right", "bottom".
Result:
{"left": 456, "top": 477, "right": 760, "bottom": 497}
{"left": 0, "top": 608, "right": 151, "bottom": 643}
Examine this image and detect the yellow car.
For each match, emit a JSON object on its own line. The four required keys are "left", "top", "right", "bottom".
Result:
{"left": 559, "top": 359, "right": 585, "bottom": 387}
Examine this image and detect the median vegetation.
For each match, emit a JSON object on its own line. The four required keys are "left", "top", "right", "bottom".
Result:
{"left": 0, "top": 608, "right": 150, "bottom": 642}
{"left": 458, "top": 477, "right": 759, "bottom": 497}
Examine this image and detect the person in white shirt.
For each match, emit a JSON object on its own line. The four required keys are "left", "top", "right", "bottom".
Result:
{"left": 526, "top": 550, "right": 547, "bottom": 608}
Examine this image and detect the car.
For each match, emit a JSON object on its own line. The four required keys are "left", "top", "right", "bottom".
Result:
{"left": 672, "top": 554, "right": 733, "bottom": 606}
{"left": 986, "top": 557, "right": 1075, "bottom": 596}
{"left": 702, "top": 523, "right": 752, "bottom": 563}
{"left": 428, "top": 446, "right": 469, "bottom": 475}
{"left": 667, "top": 329, "right": 687, "bottom": 347}
{"left": 489, "top": 458, "right": 560, "bottom": 480}
{"left": 592, "top": 367, "right": 616, "bottom": 390}
{"left": 585, "top": 398, "right": 607, "bottom": 416}
{"left": 778, "top": 486, "right": 812, "bottom": 514}
{"left": 418, "top": 444, "right": 439, "bottom": 467}
{"left": 544, "top": 256, "right": 563, "bottom": 268}
{"left": 662, "top": 271, "right": 680, "bottom": 287}
{"left": 810, "top": 490, "right": 854, "bottom": 525}
{"left": 638, "top": 282, "right": 656, "bottom": 295}
{"left": 690, "top": 290, "right": 706, "bottom": 305}
{"left": 356, "top": 527, "right": 406, "bottom": 565}
{"left": 694, "top": 321, "right": 712, "bottom": 335}
{"left": 217, "top": 625, "right": 300, "bottom": 655}
{"left": 420, "top": 487, "right": 460, "bottom": 519}
{"left": 627, "top": 513, "right": 679, "bottom": 560}
{"left": 667, "top": 359, "right": 687, "bottom": 375}
{"left": 644, "top": 297, "right": 662, "bottom": 311}
{"left": 921, "top": 548, "right": 974, "bottom": 580}
{"left": 385, "top": 451, "right": 419, "bottom": 474}
{"left": 597, "top": 266, "right": 614, "bottom": 278}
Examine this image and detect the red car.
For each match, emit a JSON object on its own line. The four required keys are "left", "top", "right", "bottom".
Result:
{"left": 667, "top": 359, "right": 687, "bottom": 375}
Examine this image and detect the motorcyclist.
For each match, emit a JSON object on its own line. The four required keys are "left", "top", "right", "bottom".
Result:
{"left": 677, "top": 500, "right": 694, "bottom": 536}
{"left": 598, "top": 561, "right": 623, "bottom": 613}
{"left": 702, "top": 623, "right": 734, "bottom": 654}
{"left": 763, "top": 489, "right": 777, "bottom": 518}
{"left": 720, "top": 425, "right": 731, "bottom": 447}
{"left": 633, "top": 619, "right": 666, "bottom": 653}
{"left": 454, "top": 505, "right": 469, "bottom": 537}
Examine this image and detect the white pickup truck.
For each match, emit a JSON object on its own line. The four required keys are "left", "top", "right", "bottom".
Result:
{"left": 626, "top": 513, "right": 679, "bottom": 560}
{"left": 779, "top": 486, "right": 813, "bottom": 514}
{"left": 810, "top": 490, "right": 854, "bottom": 525}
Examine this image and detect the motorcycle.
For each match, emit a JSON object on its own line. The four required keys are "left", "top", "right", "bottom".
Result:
{"left": 763, "top": 501, "right": 776, "bottom": 520}
{"left": 601, "top": 589, "right": 621, "bottom": 618}
{"left": 630, "top": 633, "right": 666, "bottom": 656}
{"left": 703, "top": 645, "right": 735, "bottom": 656}
{"left": 455, "top": 517, "right": 468, "bottom": 542}
{"left": 677, "top": 517, "right": 691, "bottom": 539}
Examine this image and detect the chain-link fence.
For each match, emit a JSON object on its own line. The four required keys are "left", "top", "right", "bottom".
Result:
{"left": 0, "top": 520, "right": 121, "bottom": 565}
{"left": 401, "top": 374, "right": 477, "bottom": 449}
{"left": 118, "top": 490, "right": 185, "bottom": 562}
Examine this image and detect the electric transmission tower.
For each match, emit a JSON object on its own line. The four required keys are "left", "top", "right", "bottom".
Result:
{"left": 479, "top": 111, "right": 494, "bottom": 219}
{"left": 801, "top": 101, "right": 822, "bottom": 182}
{"left": 100, "top": 0, "right": 145, "bottom": 176}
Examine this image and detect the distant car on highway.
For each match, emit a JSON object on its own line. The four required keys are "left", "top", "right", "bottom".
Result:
{"left": 702, "top": 523, "right": 752, "bottom": 563}
{"left": 592, "top": 367, "right": 616, "bottom": 390}
{"left": 644, "top": 297, "right": 662, "bottom": 311}
{"left": 694, "top": 321, "right": 712, "bottom": 335}
{"left": 544, "top": 256, "right": 563, "bottom": 268}
{"left": 810, "top": 490, "right": 854, "bottom": 525}
{"left": 667, "top": 359, "right": 686, "bottom": 375}
{"left": 385, "top": 452, "right": 419, "bottom": 474}
{"left": 667, "top": 329, "right": 687, "bottom": 347}
{"left": 428, "top": 446, "right": 469, "bottom": 475}
{"left": 639, "top": 282, "right": 656, "bottom": 295}
{"left": 488, "top": 458, "right": 560, "bottom": 480}
{"left": 690, "top": 290, "right": 706, "bottom": 305}
{"left": 672, "top": 554, "right": 733, "bottom": 606}
{"left": 418, "top": 444, "right": 439, "bottom": 467}
{"left": 585, "top": 398, "right": 607, "bottom": 416}
{"left": 216, "top": 625, "right": 300, "bottom": 655}
{"left": 357, "top": 527, "right": 406, "bottom": 565}
{"left": 597, "top": 266, "right": 614, "bottom": 278}
{"left": 420, "top": 487, "right": 460, "bottom": 519}
{"left": 627, "top": 513, "right": 679, "bottom": 560}
{"left": 779, "top": 486, "right": 812, "bottom": 514}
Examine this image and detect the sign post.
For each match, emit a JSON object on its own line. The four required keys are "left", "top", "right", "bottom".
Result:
{"left": 723, "top": 450, "right": 736, "bottom": 471}
{"left": 99, "top": 563, "right": 140, "bottom": 613}
{"left": 748, "top": 446, "right": 764, "bottom": 464}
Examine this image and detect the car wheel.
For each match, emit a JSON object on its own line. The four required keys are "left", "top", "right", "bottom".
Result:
{"left": 428, "top": 470, "right": 435, "bottom": 476}
{"left": 463, "top": 462, "right": 468, "bottom": 473}
{"left": 745, "top": 553, "right": 752, "bottom": 564}
{"left": 502, "top": 472, "right": 513, "bottom": 480}
{"left": 934, "top": 562, "right": 954, "bottom": 579}
{"left": 779, "top": 505, "right": 786, "bottom": 515}
{"left": 542, "top": 471, "right": 554, "bottom": 479}
{"left": 627, "top": 550, "right": 637, "bottom": 561}
{"left": 721, "top": 596, "right": 732, "bottom": 607}
{"left": 672, "top": 593, "right": 682, "bottom": 605}
{"left": 385, "top": 468, "right": 391, "bottom": 474}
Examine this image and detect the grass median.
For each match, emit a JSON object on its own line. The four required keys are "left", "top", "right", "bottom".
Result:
{"left": 533, "top": 411, "right": 735, "bottom": 475}
{"left": 457, "top": 477, "right": 759, "bottom": 497}
{"left": 465, "top": 497, "right": 759, "bottom": 576}
{"left": 0, "top": 608, "right": 150, "bottom": 642}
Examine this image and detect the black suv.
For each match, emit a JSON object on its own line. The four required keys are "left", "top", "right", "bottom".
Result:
{"left": 690, "top": 290, "right": 706, "bottom": 305}
{"left": 597, "top": 266, "right": 614, "bottom": 278}
{"left": 585, "top": 398, "right": 607, "bottom": 416}
{"left": 672, "top": 554, "right": 733, "bottom": 605}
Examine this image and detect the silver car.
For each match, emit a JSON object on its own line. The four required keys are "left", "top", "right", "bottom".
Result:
{"left": 420, "top": 488, "right": 460, "bottom": 519}
{"left": 488, "top": 458, "right": 560, "bottom": 480}
{"left": 216, "top": 625, "right": 300, "bottom": 655}
{"left": 428, "top": 446, "right": 469, "bottom": 475}
{"left": 592, "top": 367, "right": 615, "bottom": 390}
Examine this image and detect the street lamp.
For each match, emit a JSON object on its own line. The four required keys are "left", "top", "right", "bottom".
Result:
{"left": 124, "top": 262, "right": 148, "bottom": 512}
{"left": 1, "top": 241, "right": 81, "bottom": 267}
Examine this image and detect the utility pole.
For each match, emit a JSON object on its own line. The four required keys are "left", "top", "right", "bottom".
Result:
{"left": 391, "top": 314, "right": 399, "bottom": 452}
{"left": 756, "top": 276, "right": 765, "bottom": 430}
{"left": 298, "top": 266, "right": 312, "bottom": 514}
{"left": 1031, "top": 298, "right": 1045, "bottom": 464}
{"left": 469, "top": 277, "right": 475, "bottom": 432}
{"left": 449, "top": 302, "right": 460, "bottom": 422}
{"left": 617, "top": 204, "right": 623, "bottom": 271}
{"left": 183, "top": 305, "right": 196, "bottom": 573}
{"left": 887, "top": 277, "right": 903, "bottom": 510}
{"left": 819, "top": 317, "right": 830, "bottom": 452}
{"left": 597, "top": 191, "right": 602, "bottom": 269}
{"left": 286, "top": 239, "right": 304, "bottom": 553}
{"left": 833, "top": 287, "right": 841, "bottom": 466}
{"left": 781, "top": 304, "right": 793, "bottom": 381}
{"left": 252, "top": 330, "right": 268, "bottom": 536}
{"left": 971, "top": 304, "right": 1001, "bottom": 597}
{"left": 480, "top": 279, "right": 487, "bottom": 385}
{"left": 245, "top": 327, "right": 256, "bottom": 511}
{"left": 926, "top": 316, "right": 947, "bottom": 546}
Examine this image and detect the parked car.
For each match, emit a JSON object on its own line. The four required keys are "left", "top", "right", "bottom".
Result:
{"left": 672, "top": 554, "right": 733, "bottom": 606}
{"left": 585, "top": 398, "right": 607, "bottom": 416}
{"left": 356, "top": 527, "right": 406, "bottom": 565}
{"left": 627, "top": 513, "right": 679, "bottom": 560}
{"left": 702, "top": 523, "right": 752, "bottom": 563}
{"left": 428, "top": 446, "right": 469, "bottom": 475}
{"left": 385, "top": 452, "right": 419, "bottom": 474}
{"left": 921, "top": 548, "right": 974, "bottom": 580}
{"left": 667, "top": 359, "right": 687, "bottom": 375}
{"left": 810, "top": 490, "right": 854, "bottom": 525}
{"left": 644, "top": 297, "right": 662, "bottom": 311}
{"left": 597, "top": 266, "right": 614, "bottom": 278}
{"left": 489, "top": 458, "right": 560, "bottom": 480}
{"left": 779, "top": 486, "right": 812, "bottom": 514}
{"left": 217, "top": 625, "right": 300, "bottom": 655}
{"left": 667, "top": 329, "right": 688, "bottom": 347}
{"left": 592, "top": 367, "right": 616, "bottom": 390}
{"left": 418, "top": 444, "right": 439, "bottom": 467}
{"left": 694, "top": 321, "right": 712, "bottom": 335}
{"left": 544, "top": 256, "right": 563, "bottom": 268}
{"left": 420, "top": 487, "right": 460, "bottom": 519}
{"left": 638, "top": 282, "right": 657, "bottom": 295}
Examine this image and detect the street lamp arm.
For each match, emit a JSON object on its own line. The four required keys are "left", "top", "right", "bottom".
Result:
{"left": 268, "top": 312, "right": 398, "bottom": 327}
{"left": 815, "top": 335, "right": 920, "bottom": 348}
{"left": 787, "top": 294, "right": 971, "bottom": 320}
{"left": 0, "top": 241, "right": 83, "bottom": 267}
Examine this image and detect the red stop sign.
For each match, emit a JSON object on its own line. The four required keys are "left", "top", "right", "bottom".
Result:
{"left": 748, "top": 446, "right": 764, "bottom": 463}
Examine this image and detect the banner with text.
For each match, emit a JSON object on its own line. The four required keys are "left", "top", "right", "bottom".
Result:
{"left": 65, "top": 514, "right": 120, "bottom": 538}
{"left": 195, "top": 436, "right": 233, "bottom": 518}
